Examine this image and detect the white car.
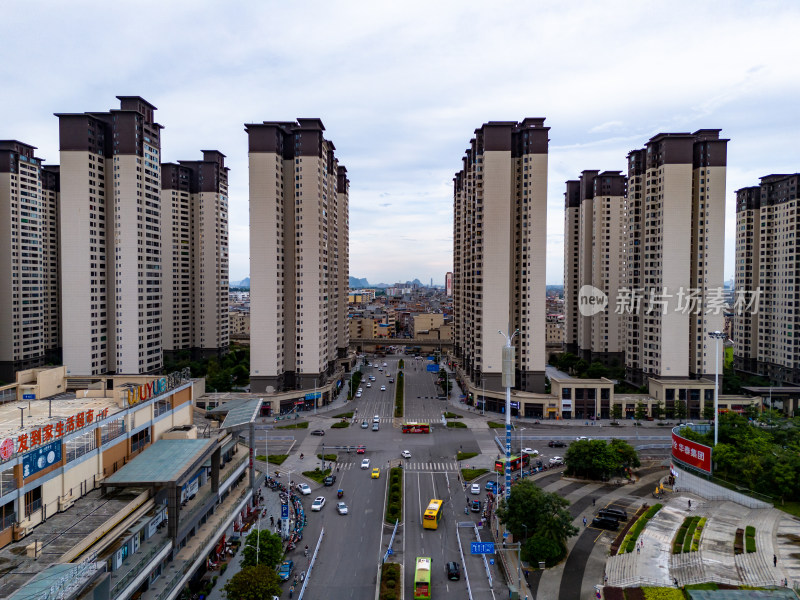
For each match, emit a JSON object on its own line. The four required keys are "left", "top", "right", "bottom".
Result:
{"left": 297, "top": 483, "right": 311, "bottom": 495}
{"left": 549, "top": 456, "right": 564, "bottom": 466}
{"left": 373, "top": 415, "right": 380, "bottom": 423}
{"left": 366, "top": 382, "right": 372, "bottom": 388}
{"left": 380, "top": 386, "right": 386, "bottom": 391}
{"left": 357, "top": 388, "right": 363, "bottom": 394}
{"left": 521, "top": 448, "right": 539, "bottom": 456}
{"left": 576, "top": 436, "right": 588, "bottom": 441}
{"left": 470, "top": 483, "right": 480, "bottom": 495}
{"left": 401, "top": 450, "right": 411, "bottom": 459}
{"left": 356, "top": 392, "right": 362, "bottom": 398}
{"left": 369, "top": 376, "right": 376, "bottom": 381}
{"left": 361, "top": 458, "right": 371, "bottom": 469}
{"left": 382, "top": 362, "right": 388, "bottom": 367}
{"left": 336, "top": 501, "right": 348, "bottom": 515}
{"left": 311, "top": 496, "right": 326, "bottom": 511}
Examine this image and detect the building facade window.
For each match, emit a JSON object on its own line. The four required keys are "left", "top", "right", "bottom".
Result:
{"left": 66, "top": 430, "right": 98, "bottom": 462}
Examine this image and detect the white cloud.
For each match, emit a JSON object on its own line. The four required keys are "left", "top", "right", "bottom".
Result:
{"left": 2, "top": 0, "right": 800, "bottom": 285}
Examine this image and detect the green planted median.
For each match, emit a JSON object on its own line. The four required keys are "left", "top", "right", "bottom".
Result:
{"left": 276, "top": 421, "right": 309, "bottom": 429}
{"left": 386, "top": 467, "right": 403, "bottom": 524}
{"left": 254, "top": 454, "right": 288, "bottom": 465}
{"left": 461, "top": 468, "right": 488, "bottom": 481}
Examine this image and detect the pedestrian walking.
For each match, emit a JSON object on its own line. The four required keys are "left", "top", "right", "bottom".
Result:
{"left": 289, "top": 585, "right": 294, "bottom": 599}
{"left": 688, "top": 499, "right": 691, "bottom": 509}
{"left": 592, "top": 498, "right": 596, "bottom": 507}
{"left": 774, "top": 554, "right": 777, "bottom": 567}
{"left": 637, "top": 546, "right": 640, "bottom": 555}
{"left": 583, "top": 516, "right": 587, "bottom": 527}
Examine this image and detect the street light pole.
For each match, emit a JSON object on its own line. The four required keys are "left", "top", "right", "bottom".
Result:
{"left": 314, "top": 378, "right": 318, "bottom": 415}
{"left": 708, "top": 331, "right": 725, "bottom": 447}
{"left": 499, "top": 329, "right": 519, "bottom": 501}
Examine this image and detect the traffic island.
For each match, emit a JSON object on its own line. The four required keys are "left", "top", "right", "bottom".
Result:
{"left": 379, "top": 562, "right": 401, "bottom": 600}
{"left": 255, "top": 454, "right": 288, "bottom": 465}
{"left": 385, "top": 467, "right": 403, "bottom": 524}
{"left": 302, "top": 468, "right": 332, "bottom": 484}
{"left": 461, "top": 468, "right": 488, "bottom": 481}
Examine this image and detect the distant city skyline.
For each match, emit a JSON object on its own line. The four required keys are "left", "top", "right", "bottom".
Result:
{"left": 3, "top": 2, "right": 800, "bottom": 285}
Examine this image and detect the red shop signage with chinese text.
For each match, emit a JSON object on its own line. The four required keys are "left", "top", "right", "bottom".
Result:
{"left": 671, "top": 431, "right": 712, "bottom": 473}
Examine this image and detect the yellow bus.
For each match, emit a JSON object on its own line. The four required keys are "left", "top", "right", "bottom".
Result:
{"left": 422, "top": 499, "right": 443, "bottom": 530}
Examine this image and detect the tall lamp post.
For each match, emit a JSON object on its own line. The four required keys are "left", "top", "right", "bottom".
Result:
{"left": 499, "top": 329, "right": 519, "bottom": 501}
{"left": 708, "top": 331, "right": 725, "bottom": 447}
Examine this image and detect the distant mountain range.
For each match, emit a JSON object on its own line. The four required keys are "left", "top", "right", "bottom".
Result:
{"left": 349, "top": 277, "right": 423, "bottom": 289}
{"left": 230, "top": 277, "right": 250, "bottom": 288}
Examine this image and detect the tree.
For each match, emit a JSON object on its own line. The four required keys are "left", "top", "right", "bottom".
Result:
{"left": 523, "top": 534, "right": 563, "bottom": 567}
{"left": 653, "top": 401, "right": 664, "bottom": 421}
{"left": 634, "top": 402, "right": 647, "bottom": 422}
{"left": 573, "top": 359, "right": 589, "bottom": 376}
{"left": 702, "top": 401, "right": 716, "bottom": 422}
{"left": 223, "top": 565, "right": 282, "bottom": 600}
{"left": 609, "top": 438, "right": 641, "bottom": 470}
{"left": 586, "top": 361, "right": 608, "bottom": 379}
{"left": 241, "top": 528, "right": 283, "bottom": 568}
{"left": 611, "top": 404, "right": 623, "bottom": 423}
{"left": 564, "top": 439, "right": 638, "bottom": 480}
{"left": 495, "top": 480, "right": 577, "bottom": 555}
{"left": 675, "top": 399, "right": 688, "bottom": 422}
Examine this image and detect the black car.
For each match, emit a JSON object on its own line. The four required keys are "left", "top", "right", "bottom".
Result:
{"left": 445, "top": 561, "right": 461, "bottom": 581}
{"left": 323, "top": 475, "right": 336, "bottom": 486}
{"left": 591, "top": 516, "right": 619, "bottom": 531}
{"left": 599, "top": 508, "right": 628, "bottom": 521}
{"left": 548, "top": 440, "right": 567, "bottom": 448}
{"left": 311, "top": 430, "right": 325, "bottom": 436}
{"left": 470, "top": 500, "right": 481, "bottom": 513}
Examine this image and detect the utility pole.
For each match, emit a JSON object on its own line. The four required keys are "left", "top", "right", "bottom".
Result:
{"left": 499, "top": 329, "right": 519, "bottom": 501}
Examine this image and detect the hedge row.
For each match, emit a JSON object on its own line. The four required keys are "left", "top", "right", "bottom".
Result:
{"left": 745, "top": 526, "right": 756, "bottom": 553}
{"left": 385, "top": 467, "right": 403, "bottom": 524}
{"left": 621, "top": 504, "right": 663, "bottom": 553}
{"left": 379, "top": 562, "right": 401, "bottom": 600}
{"left": 394, "top": 373, "right": 404, "bottom": 418}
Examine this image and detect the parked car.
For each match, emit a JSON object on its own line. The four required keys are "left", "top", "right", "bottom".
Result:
{"left": 371, "top": 468, "right": 380, "bottom": 479}
{"left": 591, "top": 516, "right": 619, "bottom": 531}
{"left": 336, "top": 501, "right": 348, "bottom": 515}
{"left": 278, "top": 560, "right": 294, "bottom": 581}
{"left": 361, "top": 458, "right": 371, "bottom": 469}
{"left": 311, "top": 497, "right": 326, "bottom": 511}
{"left": 485, "top": 480, "right": 498, "bottom": 493}
{"left": 598, "top": 507, "right": 628, "bottom": 521}
{"left": 576, "top": 436, "right": 589, "bottom": 441}
{"left": 548, "top": 440, "right": 566, "bottom": 448}
{"left": 401, "top": 450, "right": 412, "bottom": 459}
{"left": 311, "top": 429, "right": 325, "bottom": 436}
{"left": 470, "top": 500, "right": 481, "bottom": 513}
{"left": 323, "top": 474, "right": 336, "bottom": 486}
{"left": 549, "top": 456, "right": 564, "bottom": 466}
{"left": 446, "top": 561, "right": 461, "bottom": 581}
{"left": 297, "top": 483, "right": 311, "bottom": 495}
{"left": 470, "top": 483, "right": 480, "bottom": 495}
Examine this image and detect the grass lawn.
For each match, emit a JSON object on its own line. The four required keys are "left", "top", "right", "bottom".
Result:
{"left": 302, "top": 468, "right": 332, "bottom": 484}
{"left": 777, "top": 501, "right": 800, "bottom": 518}
{"left": 457, "top": 451, "right": 478, "bottom": 461}
{"left": 333, "top": 412, "right": 354, "bottom": 419}
{"left": 443, "top": 412, "right": 463, "bottom": 419}
{"left": 461, "top": 468, "right": 488, "bottom": 481}
{"left": 276, "top": 421, "right": 309, "bottom": 429}
{"left": 487, "top": 421, "right": 505, "bottom": 429}
{"left": 447, "top": 421, "right": 467, "bottom": 428}
{"left": 331, "top": 421, "right": 350, "bottom": 428}
{"left": 316, "top": 453, "right": 337, "bottom": 461}
{"left": 254, "top": 454, "right": 288, "bottom": 465}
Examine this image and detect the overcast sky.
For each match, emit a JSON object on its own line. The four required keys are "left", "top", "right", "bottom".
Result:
{"left": 4, "top": 1, "right": 800, "bottom": 285}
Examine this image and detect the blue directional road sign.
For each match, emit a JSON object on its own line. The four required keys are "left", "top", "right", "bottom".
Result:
{"left": 387, "top": 548, "right": 393, "bottom": 555}
{"left": 23, "top": 394, "right": 35, "bottom": 400}
{"left": 281, "top": 504, "right": 289, "bottom": 519}
{"left": 470, "top": 541, "right": 495, "bottom": 555}
{"left": 426, "top": 363, "right": 440, "bottom": 373}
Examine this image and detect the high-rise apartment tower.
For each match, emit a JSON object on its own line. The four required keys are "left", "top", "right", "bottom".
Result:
{"left": 623, "top": 130, "right": 728, "bottom": 385}
{"left": 246, "top": 119, "right": 349, "bottom": 393}
{"left": 453, "top": 119, "right": 549, "bottom": 393}
{"left": 735, "top": 174, "right": 800, "bottom": 385}
{"left": 161, "top": 151, "right": 230, "bottom": 359}
{"left": 0, "top": 141, "right": 60, "bottom": 380}
{"left": 57, "top": 96, "right": 163, "bottom": 375}
{"left": 563, "top": 170, "right": 626, "bottom": 364}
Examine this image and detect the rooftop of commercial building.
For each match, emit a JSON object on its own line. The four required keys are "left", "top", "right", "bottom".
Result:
{"left": 105, "top": 439, "right": 215, "bottom": 486}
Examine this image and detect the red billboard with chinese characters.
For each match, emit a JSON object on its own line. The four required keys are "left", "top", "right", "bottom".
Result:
{"left": 671, "top": 431, "right": 712, "bottom": 473}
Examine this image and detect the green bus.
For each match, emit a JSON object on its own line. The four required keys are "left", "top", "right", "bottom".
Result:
{"left": 413, "top": 556, "right": 432, "bottom": 599}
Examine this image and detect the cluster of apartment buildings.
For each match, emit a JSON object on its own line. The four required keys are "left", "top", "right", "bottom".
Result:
{"left": 451, "top": 120, "right": 796, "bottom": 419}
{"left": 0, "top": 97, "right": 230, "bottom": 383}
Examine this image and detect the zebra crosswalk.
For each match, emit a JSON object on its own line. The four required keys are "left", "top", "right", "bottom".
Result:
{"left": 327, "top": 460, "right": 459, "bottom": 472}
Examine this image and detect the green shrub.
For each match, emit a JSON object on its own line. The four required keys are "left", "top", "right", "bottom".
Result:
{"left": 331, "top": 421, "right": 350, "bottom": 428}
{"left": 276, "top": 421, "right": 309, "bottom": 429}
{"left": 487, "top": 421, "right": 505, "bottom": 428}
{"left": 745, "top": 525, "right": 755, "bottom": 538}
{"left": 443, "top": 412, "right": 462, "bottom": 418}
{"left": 386, "top": 579, "right": 396, "bottom": 589}
{"left": 254, "top": 454, "right": 289, "bottom": 465}
{"left": 745, "top": 536, "right": 756, "bottom": 553}
{"left": 316, "top": 453, "right": 337, "bottom": 461}
{"left": 457, "top": 451, "right": 478, "bottom": 461}
{"left": 461, "top": 468, "right": 488, "bottom": 481}
{"left": 334, "top": 412, "right": 354, "bottom": 419}
{"left": 447, "top": 421, "right": 467, "bottom": 428}
{"left": 220, "top": 563, "right": 228, "bottom": 574}
{"left": 385, "top": 467, "right": 403, "bottom": 524}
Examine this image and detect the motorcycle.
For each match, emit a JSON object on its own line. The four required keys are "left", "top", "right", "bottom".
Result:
{"left": 337, "top": 489, "right": 344, "bottom": 499}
